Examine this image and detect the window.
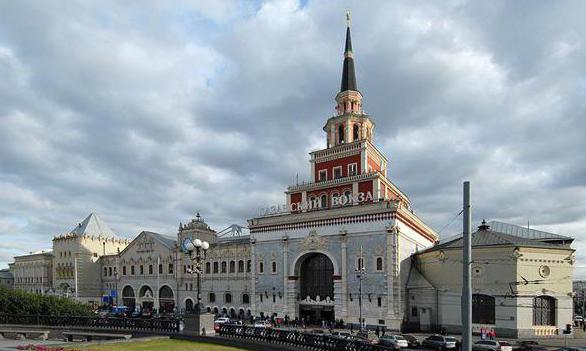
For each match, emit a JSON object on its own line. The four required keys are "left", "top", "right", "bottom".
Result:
{"left": 242, "top": 294, "right": 250, "bottom": 304}
{"left": 108, "top": 267, "right": 113, "bottom": 276}
{"left": 338, "top": 124, "right": 344, "bottom": 143}
{"left": 122, "top": 266, "right": 127, "bottom": 275}
{"left": 246, "top": 260, "right": 251, "bottom": 272}
{"left": 140, "top": 265, "right": 144, "bottom": 275}
{"left": 158, "top": 264, "right": 163, "bottom": 274}
{"left": 356, "top": 258, "right": 364, "bottom": 271}
{"left": 189, "top": 283, "right": 193, "bottom": 291}
{"left": 376, "top": 257, "right": 383, "bottom": 272}
{"left": 377, "top": 297, "right": 382, "bottom": 307}
{"left": 183, "top": 265, "right": 187, "bottom": 274}
{"left": 209, "top": 293, "right": 216, "bottom": 303}
{"left": 353, "top": 124, "right": 359, "bottom": 141}
{"left": 213, "top": 262, "right": 219, "bottom": 274}
{"left": 472, "top": 294, "right": 496, "bottom": 324}
{"left": 168, "top": 263, "right": 174, "bottom": 274}
{"left": 272, "top": 261, "right": 277, "bottom": 274}
{"left": 260, "top": 294, "right": 263, "bottom": 303}
{"left": 221, "top": 261, "right": 227, "bottom": 273}
{"left": 229, "top": 261, "right": 235, "bottom": 273}
{"left": 259, "top": 261, "right": 264, "bottom": 274}
{"left": 225, "top": 293, "right": 232, "bottom": 303}
{"left": 238, "top": 260, "right": 244, "bottom": 273}
{"left": 103, "top": 267, "right": 107, "bottom": 277}
{"left": 149, "top": 265, "right": 153, "bottom": 275}
{"left": 131, "top": 265, "right": 135, "bottom": 275}
{"left": 273, "top": 295, "right": 276, "bottom": 303}
{"left": 333, "top": 166, "right": 342, "bottom": 179}
{"left": 318, "top": 170, "right": 327, "bottom": 182}
{"left": 320, "top": 194, "right": 328, "bottom": 209}
{"left": 411, "top": 306, "right": 418, "bottom": 317}
{"left": 533, "top": 296, "right": 556, "bottom": 326}
{"left": 205, "top": 262, "right": 211, "bottom": 274}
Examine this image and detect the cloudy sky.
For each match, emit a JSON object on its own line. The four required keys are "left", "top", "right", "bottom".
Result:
{"left": 1, "top": 0, "right": 585, "bottom": 276}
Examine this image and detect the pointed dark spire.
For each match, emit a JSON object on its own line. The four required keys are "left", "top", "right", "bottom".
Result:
{"left": 340, "top": 13, "right": 357, "bottom": 93}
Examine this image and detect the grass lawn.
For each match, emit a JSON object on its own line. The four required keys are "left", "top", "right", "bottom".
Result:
{"left": 65, "top": 338, "right": 246, "bottom": 351}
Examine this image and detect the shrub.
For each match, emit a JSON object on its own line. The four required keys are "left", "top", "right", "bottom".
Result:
{"left": 0, "top": 287, "right": 92, "bottom": 316}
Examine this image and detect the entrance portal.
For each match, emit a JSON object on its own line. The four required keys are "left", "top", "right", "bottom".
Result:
{"left": 299, "top": 253, "right": 335, "bottom": 324}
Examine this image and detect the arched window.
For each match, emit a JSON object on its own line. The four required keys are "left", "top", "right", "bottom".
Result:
{"left": 148, "top": 264, "right": 153, "bottom": 274}
{"left": 376, "top": 257, "right": 383, "bottom": 271}
{"left": 108, "top": 267, "right": 112, "bottom": 276}
{"left": 238, "top": 260, "right": 244, "bottom": 273}
{"left": 353, "top": 124, "right": 359, "bottom": 141}
{"left": 246, "top": 260, "right": 251, "bottom": 273}
{"left": 338, "top": 124, "right": 344, "bottom": 143}
{"left": 221, "top": 261, "right": 227, "bottom": 273}
{"left": 320, "top": 194, "right": 328, "bottom": 209}
{"left": 225, "top": 293, "right": 232, "bottom": 303}
{"left": 472, "top": 294, "right": 495, "bottom": 324}
{"left": 229, "top": 261, "right": 235, "bottom": 273}
{"left": 242, "top": 294, "right": 250, "bottom": 304}
{"left": 272, "top": 261, "right": 277, "bottom": 273}
{"left": 205, "top": 262, "right": 211, "bottom": 274}
{"left": 209, "top": 292, "right": 216, "bottom": 303}
{"left": 103, "top": 267, "right": 107, "bottom": 277}
{"left": 259, "top": 261, "right": 264, "bottom": 274}
{"left": 213, "top": 262, "right": 219, "bottom": 274}
{"left": 533, "top": 296, "right": 556, "bottom": 326}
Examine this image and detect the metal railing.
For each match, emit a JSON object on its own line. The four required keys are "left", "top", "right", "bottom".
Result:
{"left": 0, "top": 314, "right": 181, "bottom": 333}
{"left": 218, "top": 324, "right": 391, "bottom": 351}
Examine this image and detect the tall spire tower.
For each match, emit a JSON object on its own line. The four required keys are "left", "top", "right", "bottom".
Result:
{"left": 325, "top": 13, "right": 375, "bottom": 148}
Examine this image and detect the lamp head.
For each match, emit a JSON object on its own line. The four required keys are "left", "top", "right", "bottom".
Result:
{"left": 202, "top": 241, "right": 210, "bottom": 250}
{"left": 193, "top": 238, "right": 202, "bottom": 248}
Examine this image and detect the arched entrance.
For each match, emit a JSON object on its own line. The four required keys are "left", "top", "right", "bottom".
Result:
{"left": 138, "top": 285, "right": 154, "bottom": 312}
{"left": 159, "top": 285, "right": 175, "bottom": 313}
{"left": 298, "top": 253, "right": 335, "bottom": 324}
{"left": 122, "top": 285, "right": 136, "bottom": 310}
{"left": 185, "top": 298, "right": 194, "bottom": 312}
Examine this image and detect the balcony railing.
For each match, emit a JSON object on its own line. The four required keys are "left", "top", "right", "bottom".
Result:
{"left": 288, "top": 171, "right": 378, "bottom": 192}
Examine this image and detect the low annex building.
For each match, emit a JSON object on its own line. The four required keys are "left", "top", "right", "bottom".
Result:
{"left": 406, "top": 221, "right": 575, "bottom": 338}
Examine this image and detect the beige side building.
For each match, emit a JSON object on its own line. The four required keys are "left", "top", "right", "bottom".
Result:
{"left": 407, "top": 221, "right": 575, "bottom": 338}
{"left": 10, "top": 250, "right": 53, "bottom": 294}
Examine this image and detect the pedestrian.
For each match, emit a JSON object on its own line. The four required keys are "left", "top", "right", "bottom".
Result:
{"left": 480, "top": 327, "right": 486, "bottom": 340}
{"left": 381, "top": 328, "right": 386, "bottom": 336}
{"left": 583, "top": 322, "right": 586, "bottom": 332}
{"left": 350, "top": 323, "right": 354, "bottom": 334}
{"left": 456, "top": 339, "right": 461, "bottom": 351}
{"left": 375, "top": 326, "right": 380, "bottom": 338}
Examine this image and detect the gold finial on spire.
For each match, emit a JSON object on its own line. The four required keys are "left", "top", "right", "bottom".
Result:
{"left": 346, "top": 11, "right": 351, "bottom": 27}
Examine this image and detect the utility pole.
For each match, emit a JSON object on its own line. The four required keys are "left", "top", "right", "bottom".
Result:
{"left": 462, "top": 181, "right": 472, "bottom": 351}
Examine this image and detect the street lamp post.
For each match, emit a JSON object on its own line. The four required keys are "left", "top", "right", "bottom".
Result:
{"left": 355, "top": 246, "right": 366, "bottom": 330}
{"left": 114, "top": 270, "right": 119, "bottom": 306}
{"left": 182, "top": 237, "right": 210, "bottom": 314}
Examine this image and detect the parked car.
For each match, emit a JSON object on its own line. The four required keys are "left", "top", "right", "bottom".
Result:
{"left": 311, "top": 329, "right": 325, "bottom": 334}
{"left": 214, "top": 317, "right": 231, "bottom": 324}
{"left": 556, "top": 348, "right": 586, "bottom": 351}
{"left": 473, "top": 340, "right": 512, "bottom": 351}
{"left": 514, "top": 341, "right": 548, "bottom": 351}
{"left": 331, "top": 331, "right": 353, "bottom": 340}
{"left": 574, "top": 316, "right": 583, "bottom": 323}
{"left": 422, "top": 335, "right": 457, "bottom": 350}
{"left": 253, "top": 320, "right": 272, "bottom": 328}
{"left": 402, "top": 334, "right": 420, "bottom": 348}
{"left": 378, "top": 335, "right": 409, "bottom": 349}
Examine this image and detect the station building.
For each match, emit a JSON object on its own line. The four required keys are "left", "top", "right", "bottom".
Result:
{"left": 8, "top": 20, "right": 576, "bottom": 338}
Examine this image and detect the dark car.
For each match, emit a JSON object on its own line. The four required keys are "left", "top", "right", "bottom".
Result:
{"left": 402, "top": 334, "right": 420, "bottom": 348}
{"left": 514, "top": 341, "right": 548, "bottom": 351}
{"left": 422, "top": 335, "right": 457, "bottom": 351}
{"left": 556, "top": 348, "right": 586, "bottom": 351}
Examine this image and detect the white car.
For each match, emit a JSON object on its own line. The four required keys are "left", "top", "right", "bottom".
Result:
{"left": 214, "top": 317, "right": 230, "bottom": 324}
{"left": 379, "top": 335, "right": 409, "bottom": 348}
{"left": 253, "top": 320, "right": 272, "bottom": 328}
{"left": 473, "top": 340, "right": 512, "bottom": 351}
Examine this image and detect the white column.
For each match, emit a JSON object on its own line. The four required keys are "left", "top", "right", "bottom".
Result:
{"left": 340, "top": 232, "right": 348, "bottom": 319}
{"left": 282, "top": 236, "right": 289, "bottom": 316}
{"left": 250, "top": 239, "right": 257, "bottom": 315}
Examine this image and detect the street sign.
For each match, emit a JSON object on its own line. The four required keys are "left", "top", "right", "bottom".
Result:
{"left": 110, "top": 290, "right": 117, "bottom": 297}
